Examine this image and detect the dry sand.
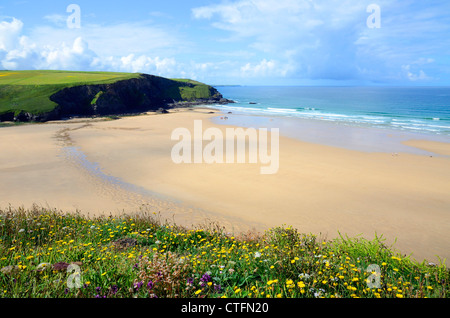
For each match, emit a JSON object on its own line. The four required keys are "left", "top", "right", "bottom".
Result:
{"left": 1, "top": 108, "right": 449, "bottom": 263}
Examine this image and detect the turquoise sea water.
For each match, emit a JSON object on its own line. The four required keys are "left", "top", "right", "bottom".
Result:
{"left": 212, "top": 86, "right": 450, "bottom": 136}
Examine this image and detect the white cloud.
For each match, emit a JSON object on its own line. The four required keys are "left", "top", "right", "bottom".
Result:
{"left": 402, "top": 64, "right": 432, "bottom": 82}
{"left": 240, "top": 59, "right": 293, "bottom": 78}
{"left": 115, "top": 54, "right": 178, "bottom": 76}
{"left": 192, "top": 0, "right": 450, "bottom": 83}
{"left": 0, "top": 16, "right": 243, "bottom": 83}
{"left": 0, "top": 17, "right": 187, "bottom": 77}
{"left": 192, "top": 0, "right": 370, "bottom": 80}
{"left": 2, "top": 0, "right": 449, "bottom": 85}
{"left": 2, "top": 36, "right": 38, "bottom": 70}
{"left": 0, "top": 18, "right": 23, "bottom": 51}
{"left": 1, "top": 20, "right": 99, "bottom": 71}
{"left": 41, "top": 37, "right": 98, "bottom": 71}
{"left": 29, "top": 21, "right": 184, "bottom": 58}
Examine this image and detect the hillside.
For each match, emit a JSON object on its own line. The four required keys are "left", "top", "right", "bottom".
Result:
{"left": 0, "top": 70, "right": 232, "bottom": 122}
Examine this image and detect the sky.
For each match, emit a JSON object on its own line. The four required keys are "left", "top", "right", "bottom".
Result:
{"left": 1, "top": 0, "right": 450, "bottom": 86}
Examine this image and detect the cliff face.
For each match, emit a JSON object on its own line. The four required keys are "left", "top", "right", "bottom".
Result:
{"left": 48, "top": 74, "right": 232, "bottom": 121}
{"left": 0, "top": 74, "right": 232, "bottom": 122}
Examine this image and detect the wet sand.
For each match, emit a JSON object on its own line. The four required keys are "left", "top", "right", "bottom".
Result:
{"left": 1, "top": 108, "right": 449, "bottom": 263}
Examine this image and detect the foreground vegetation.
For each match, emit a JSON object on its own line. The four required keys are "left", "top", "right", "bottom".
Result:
{"left": 0, "top": 206, "right": 448, "bottom": 298}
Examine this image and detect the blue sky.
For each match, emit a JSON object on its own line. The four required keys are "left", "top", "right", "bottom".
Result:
{"left": 1, "top": 0, "right": 450, "bottom": 86}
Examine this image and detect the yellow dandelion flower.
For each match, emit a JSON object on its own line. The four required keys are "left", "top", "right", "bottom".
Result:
{"left": 297, "top": 281, "right": 306, "bottom": 288}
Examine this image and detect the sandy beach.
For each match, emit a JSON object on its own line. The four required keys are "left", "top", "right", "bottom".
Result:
{"left": 1, "top": 108, "right": 449, "bottom": 264}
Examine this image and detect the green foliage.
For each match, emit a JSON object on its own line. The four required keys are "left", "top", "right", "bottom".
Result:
{"left": 172, "top": 78, "right": 220, "bottom": 101}
{"left": 179, "top": 85, "right": 213, "bottom": 101}
{"left": 1, "top": 207, "right": 447, "bottom": 298}
{"left": 0, "top": 85, "right": 62, "bottom": 115}
{"left": 91, "top": 91, "right": 104, "bottom": 106}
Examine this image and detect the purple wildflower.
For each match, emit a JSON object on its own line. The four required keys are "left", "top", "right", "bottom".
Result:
{"left": 200, "top": 273, "right": 212, "bottom": 286}
{"left": 147, "top": 281, "right": 154, "bottom": 290}
{"left": 134, "top": 281, "right": 144, "bottom": 291}
{"left": 110, "top": 285, "right": 118, "bottom": 295}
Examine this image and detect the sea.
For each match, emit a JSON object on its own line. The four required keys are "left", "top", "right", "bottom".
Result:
{"left": 206, "top": 86, "right": 450, "bottom": 154}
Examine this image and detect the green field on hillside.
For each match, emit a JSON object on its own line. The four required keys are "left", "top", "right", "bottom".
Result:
{"left": 0, "top": 70, "right": 140, "bottom": 86}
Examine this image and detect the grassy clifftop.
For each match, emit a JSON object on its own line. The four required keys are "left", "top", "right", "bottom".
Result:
{"left": 0, "top": 70, "right": 229, "bottom": 122}
{"left": 0, "top": 70, "right": 140, "bottom": 85}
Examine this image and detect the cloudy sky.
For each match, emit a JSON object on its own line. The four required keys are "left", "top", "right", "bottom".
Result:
{"left": 1, "top": 0, "right": 450, "bottom": 85}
